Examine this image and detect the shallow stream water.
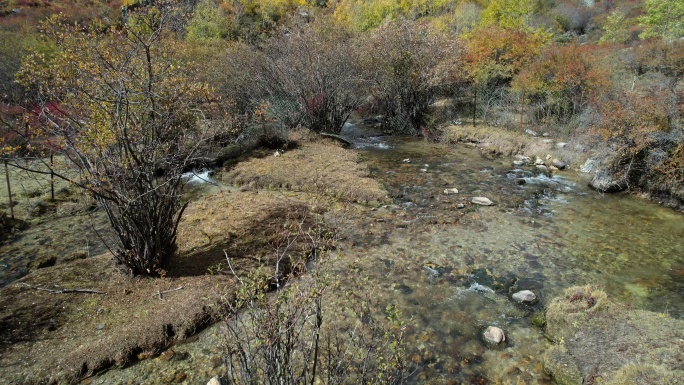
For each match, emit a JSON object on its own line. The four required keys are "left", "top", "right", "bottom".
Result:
{"left": 91, "top": 123, "right": 684, "bottom": 384}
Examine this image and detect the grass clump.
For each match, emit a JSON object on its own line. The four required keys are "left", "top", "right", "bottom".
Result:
{"left": 543, "top": 285, "right": 684, "bottom": 385}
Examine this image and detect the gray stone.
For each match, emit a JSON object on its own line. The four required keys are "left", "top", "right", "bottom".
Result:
{"left": 207, "top": 376, "right": 222, "bottom": 385}
{"left": 472, "top": 197, "right": 494, "bottom": 206}
{"left": 580, "top": 159, "right": 599, "bottom": 173}
{"left": 589, "top": 171, "right": 627, "bottom": 193}
{"left": 512, "top": 160, "right": 525, "bottom": 167}
{"left": 443, "top": 188, "right": 459, "bottom": 195}
{"left": 402, "top": 158, "right": 411, "bottom": 163}
{"left": 556, "top": 142, "right": 567, "bottom": 149}
{"left": 512, "top": 290, "right": 537, "bottom": 303}
{"left": 484, "top": 326, "right": 505, "bottom": 344}
{"left": 534, "top": 157, "right": 545, "bottom": 165}
{"left": 456, "top": 203, "right": 465, "bottom": 209}
{"left": 536, "top": 165, "right": 548, "bottom": 171}
{"left": 552, "top": 159, "right": 567, "bottom": 170}
{"left": 525, "top": 129, "right": 538, "bottom": 136}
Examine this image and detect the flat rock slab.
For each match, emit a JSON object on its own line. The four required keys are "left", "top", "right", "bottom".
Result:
{"left": 472, "top": 197, "right": 494, "bottom": 206}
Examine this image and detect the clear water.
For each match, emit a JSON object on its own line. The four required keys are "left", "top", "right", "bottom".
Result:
{"left": 91, "top": 126, "right": 684, "bottom": 384}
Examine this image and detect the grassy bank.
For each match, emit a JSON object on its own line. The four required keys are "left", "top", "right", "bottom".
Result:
{"left": 0, "top": 135, "right": 386, "bottom": 384}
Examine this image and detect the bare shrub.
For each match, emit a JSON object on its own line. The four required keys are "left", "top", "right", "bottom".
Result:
{"left": 15, "top": 4, "right": 231, "bottom": 276}
{"left": 360, "top": 19, "right": 462, "bottom": 135}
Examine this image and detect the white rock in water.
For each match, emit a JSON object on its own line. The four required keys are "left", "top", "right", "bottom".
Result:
{"left": 512, "top": 290, "right": 537, "bottom": 303}
{"left": 274, "top": 150, "right": 282, "bottom": 157}
{"left": 536, "top": 165, "right": 548, "bottom": 171}
{"left": 534, "top": 157, "right": 545, "bottom": 165}
{"left": 513, "top": 160, "right": 525, "bottom": 166}
{"left": 484, "top": 326, "right": 505, "bottom": 344}
{"left": 556, "top": 142, "right": 567, "bottom": 149}
{"left": 444, "top": 188, "right": 459, "bottom": 194}
{"left": 207, "top": 376, "right": 221, "bottom": 385}
{"left": 472, "top": 197, "right": 493, "bottom": 206}
{"left": 402, "top": 158, "right": 411, "bottom": 163}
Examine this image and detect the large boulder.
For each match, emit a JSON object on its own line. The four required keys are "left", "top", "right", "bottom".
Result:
{"left": 589, "top": 171, "right": 627, "bottom": 193}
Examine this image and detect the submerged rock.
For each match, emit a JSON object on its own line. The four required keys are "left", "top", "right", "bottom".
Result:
{"left": 472, "top": 197, "right": 494, "bottom": 206}
{"left": 483, "top": 326, "right": 505, "bottom": 344}
{"left": 443, "top": 188, "right": 459, "bottom": 194}
{"left": 512, "top": 290, "right": 537, "bottom": 303}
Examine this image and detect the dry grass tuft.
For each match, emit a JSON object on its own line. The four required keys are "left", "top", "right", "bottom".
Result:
{"left": 221, "top": 136, "right": 388, "bottom": 205}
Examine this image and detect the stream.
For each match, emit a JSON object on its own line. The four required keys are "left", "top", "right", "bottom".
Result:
{"left": 92, "top": 122, "right": 684, "bottom": 384}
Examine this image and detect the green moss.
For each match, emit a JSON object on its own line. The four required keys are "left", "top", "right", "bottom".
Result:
{"left": 531, "top": 310, "right": 546, "bottom": 328}
{"left": 543, "top": 345, "right": 582, "bottom": 385}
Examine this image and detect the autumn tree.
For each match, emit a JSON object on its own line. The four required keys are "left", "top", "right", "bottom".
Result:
{"left": 462, "top": 25, "right": 549, "bottom": 122}
{"left": 16, "top": 5, "right": 226, "bottom": 276}
{"left": 639, "top": 0, "right": 684, "bottom": 42}
{"left": 512, "top": 43, "right": 610, "bottom": 124}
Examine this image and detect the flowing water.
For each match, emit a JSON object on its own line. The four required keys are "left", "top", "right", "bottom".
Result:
{"left": 91, "top": 123, "right": 684, "bottom": 384}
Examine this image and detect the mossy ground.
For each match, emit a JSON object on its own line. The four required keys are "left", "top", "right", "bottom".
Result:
{"left": 0, "top": 136, "right": 385, "bottom": 384}
{"left": 543, "top": 286, "right": 684, "bottom": 385}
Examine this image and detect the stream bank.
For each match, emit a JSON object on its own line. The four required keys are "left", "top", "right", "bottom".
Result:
{"left": 0, "top": 124, "right": 682, "bottom": 384}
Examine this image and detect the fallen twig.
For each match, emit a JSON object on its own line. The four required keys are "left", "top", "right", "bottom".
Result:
{"left": 154, "top": 286, "right": 184, "bottom": 300}
{"left": 17, "top": 282, "right": 106, "bottom": 295}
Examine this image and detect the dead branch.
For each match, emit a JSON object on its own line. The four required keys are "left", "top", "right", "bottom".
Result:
{"left": 154, "top": 286, "right": 184, "bottom": 300}
{"left": 17, "top": 282, "right": 106, "bottom": 294}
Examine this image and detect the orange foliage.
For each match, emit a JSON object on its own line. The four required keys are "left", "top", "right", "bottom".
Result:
{"left": 513, "top": 43, "right": 611, "bottom": 122}
{"left": 463, "top": 26, "right": 549, "bottom": 86}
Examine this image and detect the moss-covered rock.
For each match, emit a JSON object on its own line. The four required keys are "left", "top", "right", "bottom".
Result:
{"left": 543, "top": 285, "right": 684, "bottom": 385}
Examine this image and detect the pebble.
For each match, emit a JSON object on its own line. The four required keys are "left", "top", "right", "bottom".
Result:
{"left": 158, "top": 349, "right": 175, "bottom": 361}
{"left": 207, "top": 376, "right": 221, "bottom": 385}
{"left": 484, "top": 326, "right": 505, "bottom": 344}
{"left": 402, "top": 158, "right": 411, "bottom": 163}
{"left": 443, "top": 188, "right": 459, "bottom": 194}
{"left": 512, "top": 160, "right": 525, "bottom": 166}
{"left": 456, "top": 203, "right": 465, "bottom": 209}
